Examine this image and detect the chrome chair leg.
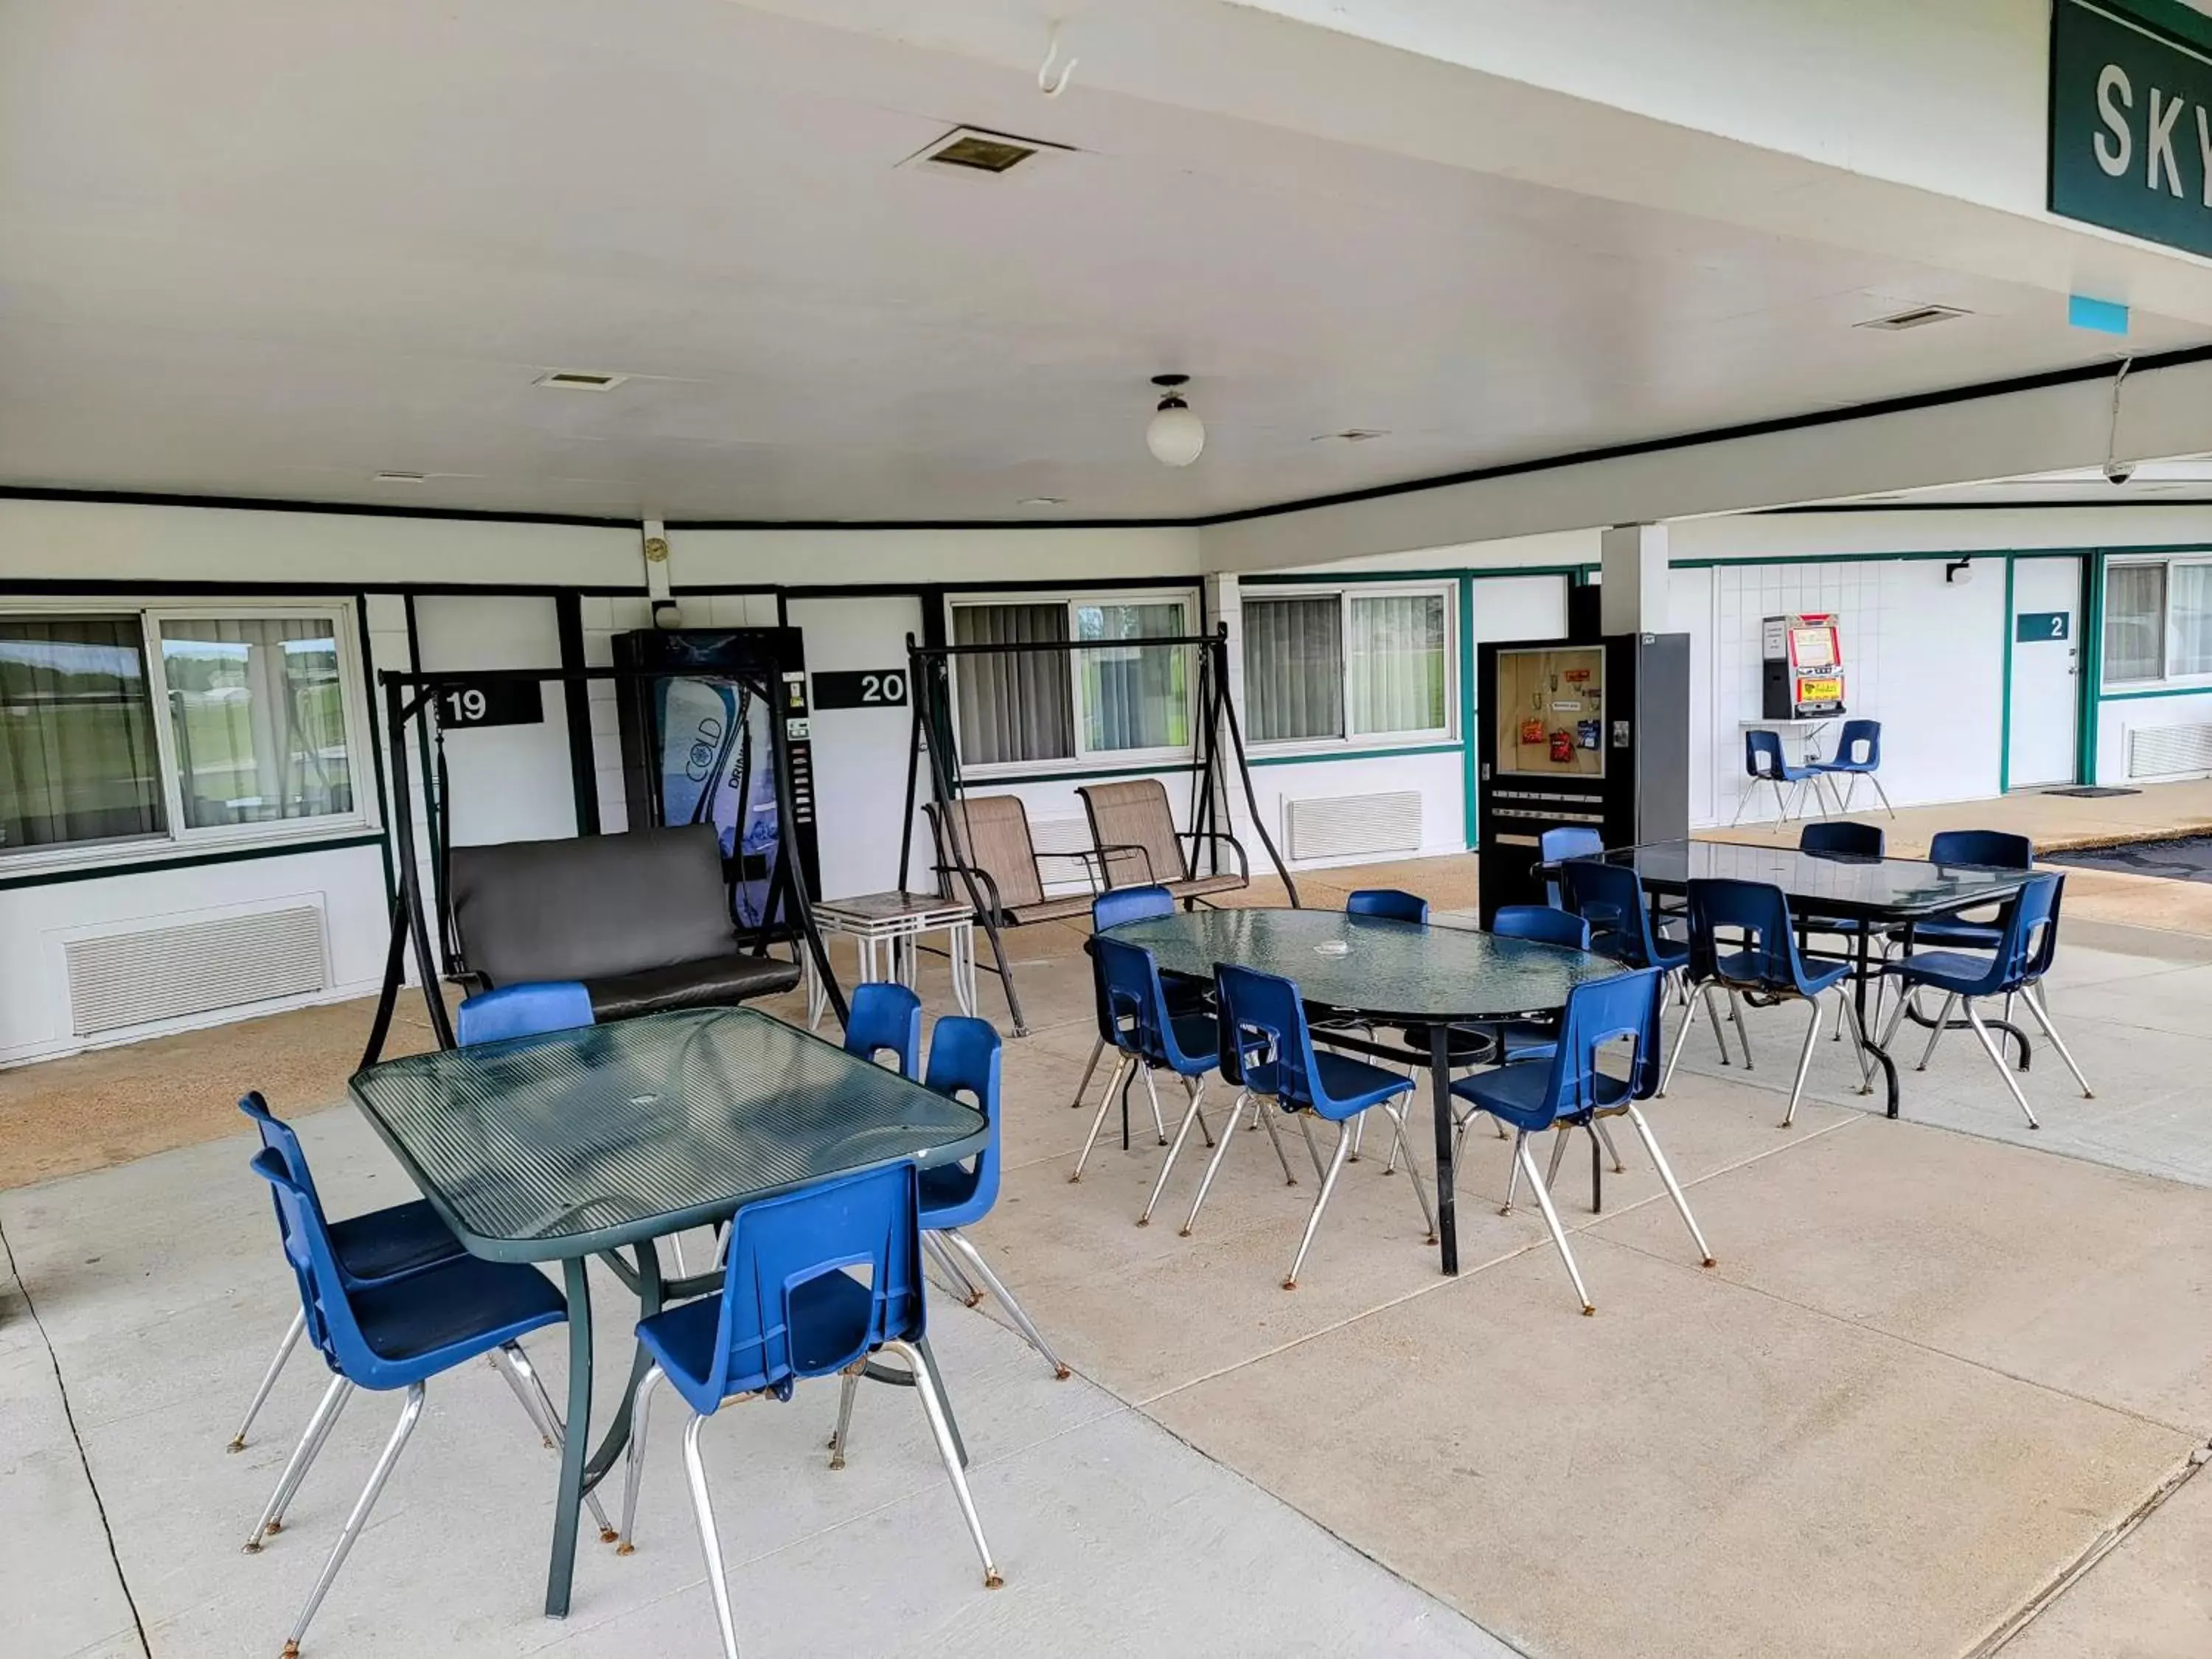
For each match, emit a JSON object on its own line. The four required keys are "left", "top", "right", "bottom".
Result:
{"left": 246, "top": 1372, "right": 352, "bottom": 1551}
{"left": 494, "top": 1341, "right": 613, "bottom": 1541}
{"left": 827, "top": 1363, "right": 860, "bottom": 1472}
{"left": 1295, "top": 1111, "right": 1329, "bottom": 1182}
{"left": 1068, "top": 1037, "right": 1105, "bottom": 1110}
{"left": 1726, "top": 989, "right": 1756, "bottom": 1070}
{"left": 1879, "top": 982, "right": 1914, "bottom": 1049}
{"left": 2020, "top": 984, "right": 2095, "bottom": 1097}
{"left": 1381, "top": 1105, "right": 1436, "bottom": 1242}
{"left": 1838, "top": 988, "right": 1876, "bottom": 1094}
{"left": 1916, "top": 992, "right": 1958, "bottom": 1071}
{"left": 1703, "top": 978, "right": 1732, "bottom": 1066}
{"left": 1069, "top": 1054, "right": 1132, "bottom": 1182}
{"left": 1545, "top": 1124, "right": 1572, "bottom": 1189}
{"left": 1592, "top": 1119, "right": 1627, "bottom": 1173}
{"left": 1868, "top": 772, "right": 1897, "bottom": 818}
{"left": 1660, "top": 981, "right": 1708, "bottom": 1096}
{"left": 1180, "top": 1091, "right": 1250, "bottom": 1237}
{"left": 938, "top": 1228, "right": 1071, "bottom": 1380}
{"left": 1623, "top": 1105, "right": 1714, "bottom": 1267}
{"left": 1187, "top": 1075, "right": 1217, "bottom": 1148}
{"left": 1140, "top": 1066, "right": 1169, "bottom": 1146}
{"left": 1283, "top": 1121, "right": 1354, "bottom": 1289}
{"left": 681, "top": 1413, "right": 742, "bottom": 1659}
{"left": 1782, "top": 996, "right": 1825, "bottom": 1127}
{"left": 924, "top": 1228, "right": 983, "bottom": 1307}
{"left": 1501, "top": 1128, "right": 1526, "bottom": 1214}
{"left": 881, "top": 1338, "right": 1002, "bottom": 1589}
{"left": 230, "top": 1307, "right": 306, "bottom": 1452}
{"left": 618, "top": 1364, "right": 667, "bottom": 1548}
{"left": 1516, "top": 1135, "right": 1595, "bottom": 1315}
{"left": 1140, "top": 1079, "right": 1209, "bottom": 1227}
{"left": 1964, "top": 1000, "right": 2040, "bottom": 1128}
{"left": 280, "top": 1382, "right": 426, "bottom": 1659}
{"left": 1253, "top": 1094, "right": 1299, "bottom": 1186}
{"left": 1349, "top": 1113, "right": 1365, "bottom": 1163}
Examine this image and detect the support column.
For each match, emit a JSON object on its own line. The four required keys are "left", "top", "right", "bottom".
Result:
{"left": 1600, "top": 522, "right": 1669, "bottom": 635}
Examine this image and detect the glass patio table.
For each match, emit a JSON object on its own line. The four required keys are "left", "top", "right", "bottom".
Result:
{"left": 1584, "top": 839, "right": 2038, "bottom": 1117}
{"left": 1101, "top": 907, "right": 1622, "bottom": 1276}
{"left": 348, "top": 1006, "right": 987, "bottom": 1619}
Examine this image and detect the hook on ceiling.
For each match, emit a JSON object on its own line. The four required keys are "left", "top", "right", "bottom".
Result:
{"left": 1037, "top": 25, "right": 1077, "bottom": 97}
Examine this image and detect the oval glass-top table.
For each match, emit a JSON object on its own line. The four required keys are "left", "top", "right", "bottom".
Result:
{"left": 1101, "top": 907, "right": 1622, "bottom": 1275}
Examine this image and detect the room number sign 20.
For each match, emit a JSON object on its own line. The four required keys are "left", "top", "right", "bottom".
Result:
{"left": 813, "top": 669, "right": 909, "bottom": 709}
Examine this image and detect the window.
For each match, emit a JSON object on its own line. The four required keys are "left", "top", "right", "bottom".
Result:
{"left": 1241, "top": 585, "right": 1454, "bottom": 749}
{"left": 948, "top": 591, "right": 1197, "bottom": 772}
{"left": 2104, "top": 563, "right": 2166, "bottom": 684}
{"left": 0, "top": 602, "right": 369, "bottom": 863}
{"left": 2170, "top": 563, "right": 2212, "bottom": 678}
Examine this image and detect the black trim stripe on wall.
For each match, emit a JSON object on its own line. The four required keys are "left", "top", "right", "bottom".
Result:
{"left": 554, "top": 592, "right": 600, "bottom": 835}
{"left": 0, "top": 832, "right": 387, "bottom": 894}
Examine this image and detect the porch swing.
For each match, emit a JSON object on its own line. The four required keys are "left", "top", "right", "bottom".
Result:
{"left": 894, "top": 622, "right": 1298, "bottom": 1035}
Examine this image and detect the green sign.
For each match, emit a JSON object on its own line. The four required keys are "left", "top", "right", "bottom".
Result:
{"left": 2050, "top": 0, "right": 2212, "bottom": 257}
{"left": 2017, "top": 611, "right": 2072, "bottom": 642}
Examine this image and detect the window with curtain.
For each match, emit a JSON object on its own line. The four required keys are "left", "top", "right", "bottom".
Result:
{"left": 1242, "top": 596, "right": 1344, "bottom": 743}
{"left": 2104, "top": 563, "right": 2166, "bottom": 684}
{"left": 2168, "top": 563, "right": 2212, "bottom": 678}
{"left": 1076, "top": 600, "right": 1189, "bottom": 753}
{"left": 0, "top": 616, "right": 167, "bottom": 854}
{"left": 952, "top": 602, "right": 1075, "bottom": 765}
{"left": 1348, "top": 592, "right": 1447, "bottom": 735}
{"left": 159, "top": 617, "right": 357, "bottom": 828}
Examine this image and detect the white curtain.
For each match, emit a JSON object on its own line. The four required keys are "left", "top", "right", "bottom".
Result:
{"left": 953, "top": 603, "right": 1074, "bottom": 765}
{"left": 160, "top": 617, "right": 354, "bottom": 827}
{"left": 1242, "top": 597, "right": 1343, "bottom": 743}
{"left": 1077, "top": 601, "right": 1189, "bottom": 752}
{"left": 0, "top": 617, "right": 165, "bottom": 852}
{"left": 2170, "top": 563, "right": 2212, "bottom": 677}
{"left": 2104, "top": 564, "right": 2166, "bottom": 682}
{"left": 1348, "top": 594, "right": 1446, "bottom": 735}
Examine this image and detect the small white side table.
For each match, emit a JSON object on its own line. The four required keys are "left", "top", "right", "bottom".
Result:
{"left": 807, "top": 890, "right": 978, "bottom": 1029}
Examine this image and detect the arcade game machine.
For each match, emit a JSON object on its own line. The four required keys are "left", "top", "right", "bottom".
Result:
{"left": 613, "top": 627, "right": 822, "bottom": 930}
{"left": 1475, "top": 632, "right": 1689, "bottom": 923}
{"left": 1761, "top": 613, "right": 1846, "bottom": 719}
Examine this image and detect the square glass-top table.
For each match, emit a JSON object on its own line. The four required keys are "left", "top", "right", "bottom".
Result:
{"left": 349, "top": 1006, "right": 986, "bottom": 1618}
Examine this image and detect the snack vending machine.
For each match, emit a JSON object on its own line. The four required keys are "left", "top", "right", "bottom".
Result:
{"left": 613, "top": 627, "right": 821, "bottom": 930}
{"left": 1761, "top": 613, "right": 1846, "bottom": 719}
{"left": 1475, "top": 632, "right": 1689, "bottom": 923}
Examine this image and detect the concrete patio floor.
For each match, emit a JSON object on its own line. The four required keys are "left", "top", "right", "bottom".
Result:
{"left": 6, "top": 838, "right": 2212, "bottom": 1657}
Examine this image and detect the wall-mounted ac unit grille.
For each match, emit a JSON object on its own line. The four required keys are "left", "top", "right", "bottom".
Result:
{"left": 66, "top": 905, "right": 327, "bottom": 1037}
{"left": 2127, "top": 723, "right": 2212, "bottom": 780}
{"left": 1284, "top": 790, "right": 1423, "bottom": 860}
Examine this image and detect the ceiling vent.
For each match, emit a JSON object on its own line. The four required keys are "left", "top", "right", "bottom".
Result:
{"left": 373, "top": 470, "right": 428, "bottom": 484}
{"left": 533, "top": 369, "right": 629, "bottom": 392}
{"left": 900, "top": 125, "right": 1069, "bottom": 175}
{"left": 1855, "top": 305, "right": 1970, "bottom": 332}
{"left": 1314, "top": 429, "right": 1389, "bottom": 443}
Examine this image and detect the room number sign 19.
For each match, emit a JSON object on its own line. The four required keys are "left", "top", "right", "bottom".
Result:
{"left": 435, "top": 681, "right": 545, "bottom": 729}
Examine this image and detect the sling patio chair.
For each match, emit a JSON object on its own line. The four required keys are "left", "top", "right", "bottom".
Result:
{"left": 1076, "top": 777, "right": 1248, "bottom": 904}
{"left": 923, "top": 795, "right": 1103, "bottom": 927}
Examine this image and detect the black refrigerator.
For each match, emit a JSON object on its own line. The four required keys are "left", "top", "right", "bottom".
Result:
{"left": 1474, "top": 631, "right": 1689, "bottom": 924}
{"left": 612, "top": 627, "right": 821, "bottom": 928}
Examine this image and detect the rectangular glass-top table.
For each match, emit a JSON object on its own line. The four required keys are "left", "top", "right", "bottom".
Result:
{"left": 349, "top": 1006, "right": 987, "bottom": 1619}
{"left": 1585, "top": 839, "right": 2037, "bottom": 1116}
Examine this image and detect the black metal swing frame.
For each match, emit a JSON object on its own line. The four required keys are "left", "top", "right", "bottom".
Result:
{"left": 894, "top": 622, "right": 1297, "bottom": 1035}
{"left": 359, "top": 661, "right": 846, "bottom": 1070}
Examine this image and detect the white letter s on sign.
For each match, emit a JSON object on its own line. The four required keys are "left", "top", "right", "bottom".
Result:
{"left": 2096, "top": 63, "right": 2134, "bottom": 178}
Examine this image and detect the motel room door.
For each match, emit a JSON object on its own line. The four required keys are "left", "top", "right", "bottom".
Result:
{"left": 2007, "top": 557, "right": 2083, "bottom": 788}
{"left": 786, "top": 594, "right": 929, "bottom": 900}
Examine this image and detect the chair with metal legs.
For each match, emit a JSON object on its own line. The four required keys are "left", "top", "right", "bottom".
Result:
{"left": 1809, "top": 719, "right": 1893, "bottom": 818}
{"left": 617, "top": 1162, "right": 999, "bottom": 1659}
{"left": 1184, "top": 963, "right": 1436, "bottom": 1287}
{"left": 1731, "top": 729, "right": 1821, "bottom": 825}
{"left": 1883, "top": 872, "right": 2090, "bottom": 1127}
{"left": 1538, "top": 827, "right": 1604, "bottom": 909}
{"left": 1452, "top": 967, "right": 1710, "bottom": 1314}
{"left": 1663, "top": 877, "right": 1871, "bottom": 1126}
{"left": 1069, "top": 885, "right": 1209, "bottom": 1115}
{"left": 842, "top": 980, "right": 923, "bottom": 1078}
{"left": 241, "top": 1147, "right": 600, "bottom": 1658}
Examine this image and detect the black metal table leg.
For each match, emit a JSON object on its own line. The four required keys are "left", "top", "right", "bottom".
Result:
{"left": 580, "top": 1243, "right": 665, "bottom": 1493}
{"left": 546, "top": 1256, "right": 594, "bottom": 1617}
{"left": 1430, "top": 1026, "right": 1458, "bottom": 1275}
{"left": 1851, "top": 922, "right": 1902, "bottom": 1118}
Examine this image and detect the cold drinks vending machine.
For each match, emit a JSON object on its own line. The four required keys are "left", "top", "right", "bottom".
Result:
{"left": 1761, "top": 613, "right": 1846, "bottom": 719}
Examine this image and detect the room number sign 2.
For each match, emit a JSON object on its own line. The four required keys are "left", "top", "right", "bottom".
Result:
{"left": 812, "top": 669, "right": 909, "bottom": 710}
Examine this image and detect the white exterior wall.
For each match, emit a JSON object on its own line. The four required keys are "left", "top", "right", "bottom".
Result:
{"left": 2098, "top": 692, "right": 2212, "bottom": 785}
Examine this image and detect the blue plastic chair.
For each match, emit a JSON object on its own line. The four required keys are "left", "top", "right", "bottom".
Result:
{"left": 1800, "top": 820, "right": 1885, "bottom": 859}
{"left": 1074, "top": 934, "right": 1242, "bottom": 1199}
{"left": 1882, "top": 872, "right": 2090, "bottom": 1127}
{"left": 242, "top": 1146, "right": 599, "bottom": 1655}
{"left": 1184, "top": 963, "right": 1436, "bottom": 1287}
{"left": 1540, "top": 826, "right": 1604, "bottom": 908}
{"left": 1346, "top": 888, "right": 1429, "bottom": 924}
{"left": 617, "top": 1163, "right": 999, "bottom": 1657}
{"left": 842, "top": 981, "right": 922, "bottom": 1079}
{"left": 1450, "top": 968, "right": 1711, "bottom": 1313}
{"left": 1810, "top": 719, "right": 1893, "bottom": 817}
{"left": 1911, "top": 830, "right": 2034, "bottom": 950}
{"left": 228, "top": 1095, "right": 467, "bottom": 1458}
{"left": 1493, "top": 904, "right": 1590, "bottom": 951}
{"left": 1074, "top": 884, "right": 1208, "bottom": 1115}
{"left": 912, "top": 1015, "right": 1069, "bottom": 1378}
{"left": 454, "top": 980, "right": 594, "bottom": 1046}
{"left": 1666, "top": 878, "right": 1872, "bottom": 1126}
{"left": 1732, "top": 730, "right": 1822, "bottom": 825}
{"left": 1561, "top": 860, "right": 1688, "bottom": 974}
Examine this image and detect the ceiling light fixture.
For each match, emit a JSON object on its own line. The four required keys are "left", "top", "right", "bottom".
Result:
{"left": 1146, "top": 375, "right": 1205, "bottom": 468}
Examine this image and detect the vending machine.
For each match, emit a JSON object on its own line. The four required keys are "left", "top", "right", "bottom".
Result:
{"left": 613, "top": 627, "right": 821, "bottom": 928}
{"left": 1474, "top": 632, "right": 1690, "bottom": 922}
{"left": 1761, "top": 613, "right": 1846, "bottom": 719}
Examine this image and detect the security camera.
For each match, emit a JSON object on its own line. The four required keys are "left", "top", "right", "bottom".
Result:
{"left": 2104, "top": 459, "right": 2137, "bottom": 486}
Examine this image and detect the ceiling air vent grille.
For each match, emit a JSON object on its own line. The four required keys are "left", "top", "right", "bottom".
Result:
{"left": 66, "top": 905, "right": 327, "bottom": 1036}
{"left": 1855, "top": 305, "right": 1971, "bottom": 332}
{"left": 533, "top": 370, "right": 628, "bottom": 392}
{"left": 1284, "top": 791, "right": 1423, "bottom": 861}
{"left": 900, "top": 126, "right": 1069, "bottom": 176}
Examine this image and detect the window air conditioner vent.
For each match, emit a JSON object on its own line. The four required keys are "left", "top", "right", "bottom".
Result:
{"left": 65, "top": 905, "right": 327, "bottom": 1036}
{"left": 2127, "top": 722, "right": 2212, "bottom": 779}
{"left": 1284, "top": 790, "right": 1423, "bottom": 860}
